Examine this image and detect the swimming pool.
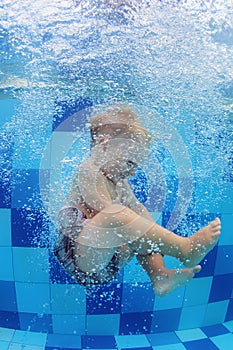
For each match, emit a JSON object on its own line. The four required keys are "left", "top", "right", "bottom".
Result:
{"left": 0, "top": 1, "right": 233, "bottom": 349}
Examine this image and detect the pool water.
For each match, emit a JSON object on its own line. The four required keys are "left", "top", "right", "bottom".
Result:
{"left": 0, "top": 1, "right": 233, "bottom": 349}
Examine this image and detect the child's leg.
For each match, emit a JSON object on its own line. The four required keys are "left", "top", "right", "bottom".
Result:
{"left": 76, "top": 203, "right": 221, "bottom": 270}
{"left": 137, "top": 253, "right": 201, "bottom": 296}
{"left": 131, "top": 218, "right": 221, "bottom": 267}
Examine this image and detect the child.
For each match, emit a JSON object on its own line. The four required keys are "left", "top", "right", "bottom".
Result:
{"left": 54, "top": 104, "right": 221, "bottom": 296}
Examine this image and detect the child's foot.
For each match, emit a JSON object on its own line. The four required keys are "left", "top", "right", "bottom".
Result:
{"left": 152, "top": 265, "right": 201, "bottom": 297}
{"left": 181, "top": 218, "right": 221, "bottom": 267}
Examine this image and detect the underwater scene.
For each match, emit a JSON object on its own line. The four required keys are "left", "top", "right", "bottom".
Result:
{"left": 0, "top": 1, "right": 233, "bottom": 349}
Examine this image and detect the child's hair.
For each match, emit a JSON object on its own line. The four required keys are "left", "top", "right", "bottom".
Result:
{"left": 89, "top": 104, "right": 151, "bottom": 146}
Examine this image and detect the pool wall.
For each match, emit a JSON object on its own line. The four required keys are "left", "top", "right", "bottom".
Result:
{"left": 0, "top": 96, "right": 232, "bottom": 349}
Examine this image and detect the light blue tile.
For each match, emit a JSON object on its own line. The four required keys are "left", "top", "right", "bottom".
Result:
{"left": 123, "top": 256, "right": 150, "bottom": 283}
{"left": 0, "top": 327, "right": 15, "bottom": 341}
{"left": 86, "top": 314, "right": 120, "bottom": 335}
{"left": 220, "top": 183, "right": 233, "bottom": 214}
{"left": 183, "top": 277, "right": 213, "bottom": 307}
{"left": 8, "top": 343, "right": 45, "bottom": 350}
{"left": 13, "top": 248, "right": 49, "bottom": 283}
{"left": 0, "top": 247, "right": 14, "bottom": 280}
{"left": 152, "top": 344, "right": 186, "bottom": 350}
{"left": 52, "top": 314, "right": 86, "bottom": 335}
{"left": 0, "top": 99, "right": 18, "bottom": 128}
{"left": 0, "top": 209, "right": 11, "bottom": 246}
{"left": 0, "top": 340, "right": 10, "bottom": 350}
{"left": 154, "top": 287, "right": 184, "bottom": 311}
{"left": 210, "top": 333, "right": 233, "bottom": 350}
{"left": 219, "top": 214, "right": 233, "bottom": 245}
{"left": 223, "top": 320, "right": 233, "bottom": 332}
{"left": 194, "top": 179, "right": 222, "bottom": 213}
{"left": 175, "top": 328, "right": 207, "bottom": 342}
{"left": 46, "top": 333, "right": 81, "bottom": 348}
{"left": 12, "top": 330, "right": 47, "bottom": 347}
{"left": 50, "top": 284, "right": 86, "bottom": 314}
{"left": 178, "top": 305, "right": 206, "bottom": 330}
{"left": 15, "top": 282, "right": 51, "bottom": 313}
{"left": 115, "top": 334, "right": 150, "bottom": 348}
{"left": 203, "top": 300, "right": 229, "bottom": 326}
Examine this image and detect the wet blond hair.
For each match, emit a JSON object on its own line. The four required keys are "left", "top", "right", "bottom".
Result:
{"left": 89, "top": 104, "right": 151, "bottom": 146}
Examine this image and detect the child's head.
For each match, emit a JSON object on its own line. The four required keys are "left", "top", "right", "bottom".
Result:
{"left": 89, "top": 104, "right": 151, "bottom": 147}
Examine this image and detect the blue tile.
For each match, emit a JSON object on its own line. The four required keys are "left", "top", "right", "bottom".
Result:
{"left": 0, "top": 311, "right": 20, "bottom": 329}
{"left": 115, "top": 334, "right": 150, "bottom": 349}
{"left": 45, "top": 347, "right": 80, "bottom": 350}
{"left": 146, "top": 332, "right": 180, "bottom": 346}
{"left": 225, "top": 298, "right": 233, "bottom": 322}
{"left": 0, "top": 327, "right": 15, "bottom": 341}
{"left": 50, "top": 284, "right": 86, "bottom": 314}
{"left": 121, "top": 283, "right": 154, "bottom": 313}
{"left": 19, "top": 312, "right": 53, "bottom": 333}
{"left": 120, "top": 312, "right": 153, "bottom": 335}
{"left": 210, "top": 333, "right": 233, "bottom": 350}
{"left": 0, "top": 99, "right": 18, "bottom": 127}
{"left": 123, "top": 257, "right": 150, "bottom": 283}
{"left": 86, "top": 284, "right": 122, "bottom": 315}
{"left": 49, "top": 251, "right": 77, "bottom": 284}
{"left": 163, "top": 176, "right": 179, "bottom": 213}
{"left": 151, "top": 309, "right": 181, "bottom": 333}
{"left": 53, "top": 98, "right": 93, "bottom": 131}
{"left": 209, "top": 274, "right": 233, "bottom": 302}
{"left": 179, "top": 304, "right": 206, "bottom": 330}
{"left": 82, "top": 335, "right": 117, "bottom": 348}
{"left": 0, "top": 175, "right": 12, "bottom": 208}
{"left": 197, "top": 246, "right": 218, "bottom": 278}
{"left": 203, "top": 300, "right": 230, "bottom": 326}
{"left": 129, "top": 168, "right": 149, "bottom": 205}
{"left": 0, "top": 247, "right": 14, "bottom": 280}
{"left": 175, "top": 328, "right": 207, "bottom": 342}
{"left": 201, "top": 324, "right": 229, "bottom": 337}
{"left": 52, "top": 314, "right": 86, "bottom": 335}
{"left": 218, "top": 214, "right": 233, "bottom": 245}
{"left": 0, "top": 209, "right": 11, "bottom": 246}
{"left": 86, "top": 314, "right": 120, "bottom": 335}
{"left": 183, "top": 338, "right": 219, "bottom": 350}
{"left": 214, "top": 245, "right": 233, "bottom": 275}
{"left": 122, "top": 348, "right": 152, "bottom": 350}
{"left": 15, "top": 282, "right": 51, "bottom": 313}
{"left": 11, "top": 208, "right": 49, "bottom": 247}
{"left": 13, "top": 247, "right": 49, "bottom": 283}
{"left": 12, "top": 330, "right": 47, "bottom": 347}
{"left": 154, "top": 287, "right": 184, "bottom": 311}
{"left": 183, "top": 277, "right": 212, "bottom": 307}
{"left": 11, "top": 169, "right": 41, "bottom": 209}
{"left": 46, "top": 333, "right": 81, "bottom": 348}
{"left": 0, "top": 340, "right": 10, "bottom": 350}
{"left": 0, "top": 281, "right": 17, "bottom": 311}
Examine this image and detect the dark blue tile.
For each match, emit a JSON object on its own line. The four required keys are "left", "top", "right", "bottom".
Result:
{"left": 184, "top": 338, "right": 219, "bottom": 350}
{"left": 164, "top": 175, "right": 178, "bottom": 213}
{"left": 53, "top": 98, "right": 93, "bottom": 131}
{"left": 19, "top": 311, "right": 53, "bottom": 333}
{"left": 0, "top": 310, "right": 20, "bottom": 329}
{"left": 82, "top": 335, "right": 117, "bottom": 348}
{"left": 86, "top": 283, "right": 122, "bottom": 314}
{"left": 129, "top": 168, "right": 149, "bottom": 205}
{"left": 151, "top": 309, "right": 181, "bottom": 332}
{"left": 11, "top": 169, "right": 42, "bottom": 209}
{"left": 197, "top": 245, "right": 218, "bottom": 277}
{"left": 209, "top": 274, "right": 233, "bottom": 302}
{"left": 225, "top": 298, "right": 233, "bottom": 322}
{"left": 201, "top": 324, "right": 229, "bottom": 337}
{"left": 49, "top": 251, "right": 77, "bottom": 284}
{"left": 120, "top": 312, "right": 153, "bottom": 335}
{"left": 0, "top": 281, "right": 17, "bottom": 312}
{"left": 11, "top": 208, "right": 49, "bottom": 247}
